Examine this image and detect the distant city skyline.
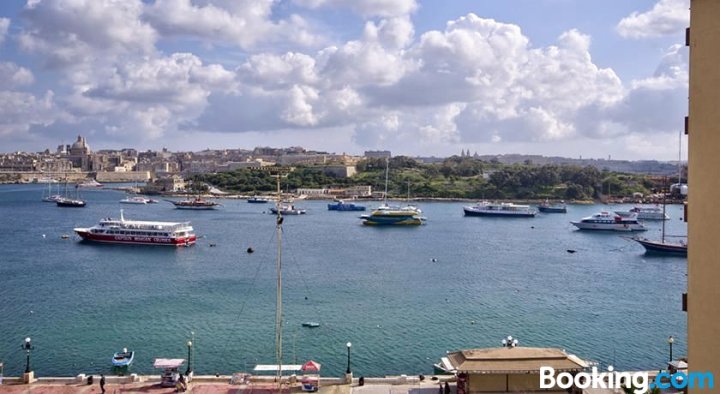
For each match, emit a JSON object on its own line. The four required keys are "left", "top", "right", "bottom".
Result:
{"left": 0, "top": 0, "right": 689, "bottom": 160}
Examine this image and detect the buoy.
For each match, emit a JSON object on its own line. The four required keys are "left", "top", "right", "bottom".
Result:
{"left": 531, "top": 226, "right": 535, "bottom": 229}
{"left": 470, "top": 320, "right": 475, "bottom": 324}
{"left": 431, "top": 258, "right": 437, "bottom": 262}
{"left": 247, "top": 247, "right": 254, "bottom": 254}
{"left": 209, "top": 243, "right": 217, "bottom": 247}
{"left": 42, "top": 234, "right": 46, "bottom": 238}
{"left": 567, "top": 249, "right": 576, "bottom": 254}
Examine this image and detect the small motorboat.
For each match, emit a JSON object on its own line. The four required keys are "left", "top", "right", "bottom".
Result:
{"left": 538, "top": 200, "right": 567, "bottom": 213}
{"left": 248, "top": 196, "right": 271, "bottom": 203}
{"left": 120, "top": 196, "right": 149, "bottom": 204}
{"left": 112, "top": 348, "right": 135, "bottom": 367}
{"left": 270, "top": 204, "right": 307, "bottom": 215}
{"left": 302, "top": 322, "right": 320, "bottom": 328}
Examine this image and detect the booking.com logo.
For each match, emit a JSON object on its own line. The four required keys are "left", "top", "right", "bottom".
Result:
{"left": 539, "top": 366, "right": 715, "bottom": 393}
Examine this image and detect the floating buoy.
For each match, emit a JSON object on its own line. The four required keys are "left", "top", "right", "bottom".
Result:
{"left": 531, "top": 226, "right": 535, "bottom": 229}
{"left": 247, "top": 247, "right": 254, "bottom": 254}
{"left": 209, "top": 243, "right": 217, "bottom": 247}
{"left": 470, "top": 320, "right": 475, "bottom": 325}
{"left": 42, "top": 234, "right": 46, "bottom": 238}
{"left": 567, "top": 249, "right": 576, "bottom": 254}
{"left": 431, "top": 258, "right": 437, "bottom": 262}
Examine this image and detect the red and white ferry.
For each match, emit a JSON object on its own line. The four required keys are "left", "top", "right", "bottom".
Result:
{"left": 74, "top": 211, "right": 197, "bottom": 246}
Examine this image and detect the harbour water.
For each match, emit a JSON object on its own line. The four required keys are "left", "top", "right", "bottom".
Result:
{"left": 0, "top": 185, "right": 687, "bottom": 377}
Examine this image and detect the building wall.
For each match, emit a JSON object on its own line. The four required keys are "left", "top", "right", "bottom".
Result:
{"left": 688, "top": 0, "right": 720, "bottom": 390}
{"left": 95, "top": 171, "right": 151, "bottom": 183}
{"left": 467, "top": 374, "right": 506, "bottom": 392}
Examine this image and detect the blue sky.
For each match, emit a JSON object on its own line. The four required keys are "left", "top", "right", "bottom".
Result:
{"left": 0, "top": 0, "right": 689, "bottom": 160}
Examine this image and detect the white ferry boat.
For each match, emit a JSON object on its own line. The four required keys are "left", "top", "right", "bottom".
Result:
{"left": 74, "top": 211, "right": 196, "bottom": 246}
{"left": 614, "top": 206, "right": 669, "bottom": 220}
{"left": 120, "top": 196, "right": 150, "bottom": 204}
{"left": 571, "top": 212, "right": 647, "bottom": 232}
{"left": 463, "top": 202, "right": 537, "bottom": 217}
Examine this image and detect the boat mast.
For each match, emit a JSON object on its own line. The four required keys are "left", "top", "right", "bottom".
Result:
{"left": 384, "top": 158, "right": 389, "bottom": 205}
{"left": 270, "top": 168, "right": 291, "bottom": 392}
{"left": 662, "top": 180, "right": 667, "bottom": 243}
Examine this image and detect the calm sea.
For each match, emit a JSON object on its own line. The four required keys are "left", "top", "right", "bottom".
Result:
{"left": 0, "top": 185, "right": 687, "bottom": 377}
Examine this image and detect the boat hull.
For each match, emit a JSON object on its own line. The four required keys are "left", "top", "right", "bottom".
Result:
{"left": 328, "top": 204, "right": 366, "bottom": 211}
{"left": 75, "top": 229, "right": 196, "bottom": 246}
{"left": 57, "top": 199, "right": 86, "bottom": 207}
{"left": 634, "top": 238, "right": 687, "bottom": 256}
{"left": 463, "top": 208, "right": 535, "bottom": 217}
{"left": 361, "top": 215, "right": 423, "bottom": 225}
{"left": 174, "top": 205, "right": 218, "bottom": 210}
{"left": 270, "top": 208, "right": 306, "bottom": 215}
{"left": 538, "top": 206, "right": 567, "bottom": 213}
{"left": 112, "top": 351, "right": 135, "bottom": 367}
{"left": 571, "top": 222, "right": 646, "bottom": 231}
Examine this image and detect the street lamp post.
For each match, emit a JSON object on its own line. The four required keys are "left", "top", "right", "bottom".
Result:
{"left": 668, "top": 336, "right": 674, "bottom": 362}
{"left": 346, "top": 342, "right": 352, "bottom": 374}
{"left": 186, "top": 340, "right": 193, "bottom": 375}
{"left": 22, "top": 337, "right": 33, "bottom": 374}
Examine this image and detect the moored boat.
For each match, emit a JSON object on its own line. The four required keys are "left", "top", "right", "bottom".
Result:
{"left": 633, "top": 237, "right": 687, "bottom": 256}
{"left": 270, "top": 204, "right": 306, "bottom": 215}
{"left": 361, "top": 204, "right": 425, "bottom": 225}
{"left": 463, "top": 202, "right": 537, "bottom": 217}
{"left": 538, "top": 200, "right": 567, "bottom": 213}
{"left": 433, "top": 356, "right": 456, "bottom": 375}
{"left": 248, "top": 196, "right": 271, "bottom": 203}
{"left": 328, "top": 200, "right": 366, "bottom": 211}
{"left": 571, "top": 212, "right": 646, "bottom": 231}
{"left": 615, "top": 206, "right": 669, "bottom": 220}
{"left": 112, "top": 348, "right": 135, "bottom": 367}
{"left": 172, "top": 197, "right": 221, "bottom": 210}
{"left": 42, "top": 194, "right": 63, "bottom": 202}
{"left": 74, "top": 211, "right": 197, "bottom": 246}
{"left": 120, "top": 196, "right": 149, "bottom": 204}
{"left": 56, "top": 197, "right": 86, "bottom": 207}
{"left": 77, "top": 179, "right": 103, "bottom": 188}
{"left": 631, "top": 194, "right": 685, "bottom": 255}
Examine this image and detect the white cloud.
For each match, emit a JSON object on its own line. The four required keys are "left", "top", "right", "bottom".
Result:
{"left": 293, "top": 0, "right": 417, "bottom": 18}
{"left": 0, "top": 62, "right": 34, "bottom": 88}
{"left": 18, "top": 0, "right": 157, "bottom": 67}
{"left": 144, "top": 0, "right": 323, "bottom": 49}
{"left": 0, "top": 91, "right": 59, "bottom": 136}
{"left": 617, "top": 0, "right": 689, "bottom": 39}
{"left": 0, "top": 18, "right": 9, "bottom": 45}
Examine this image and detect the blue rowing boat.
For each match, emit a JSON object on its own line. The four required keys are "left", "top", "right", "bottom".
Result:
{"left": 112, "top": 348, "right": 134, "bottom": 367}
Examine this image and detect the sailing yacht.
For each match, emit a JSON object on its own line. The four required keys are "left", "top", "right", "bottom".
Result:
{"left": 56, "top": 179, "right": 87, "bottom": 207}
{"left": 41, "top": 176, "right": 62, "bottom": 202}
{"left": 632, "top": 187, "right": 687, "bottom": 256}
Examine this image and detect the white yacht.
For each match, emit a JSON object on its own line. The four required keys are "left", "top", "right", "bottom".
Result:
{"left": 120, "top": 196, "right": 150, "bottom": 204}
{"left": 614, "top": 206, "right": 669, "bottom": 220}
{"left": 463, "top": 202, "right": 537, "bottom": 217}
{"left": 571, "top": 212, "right": 647, "bottom": 231}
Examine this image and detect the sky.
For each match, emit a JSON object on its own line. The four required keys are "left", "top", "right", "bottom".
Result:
{"left": 0, "top": 0, "right": 690, "bottom": 160}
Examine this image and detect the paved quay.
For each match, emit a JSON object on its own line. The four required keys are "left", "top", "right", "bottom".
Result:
{"left": 0, "top": 376, "right": 458, "bottom": 394}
